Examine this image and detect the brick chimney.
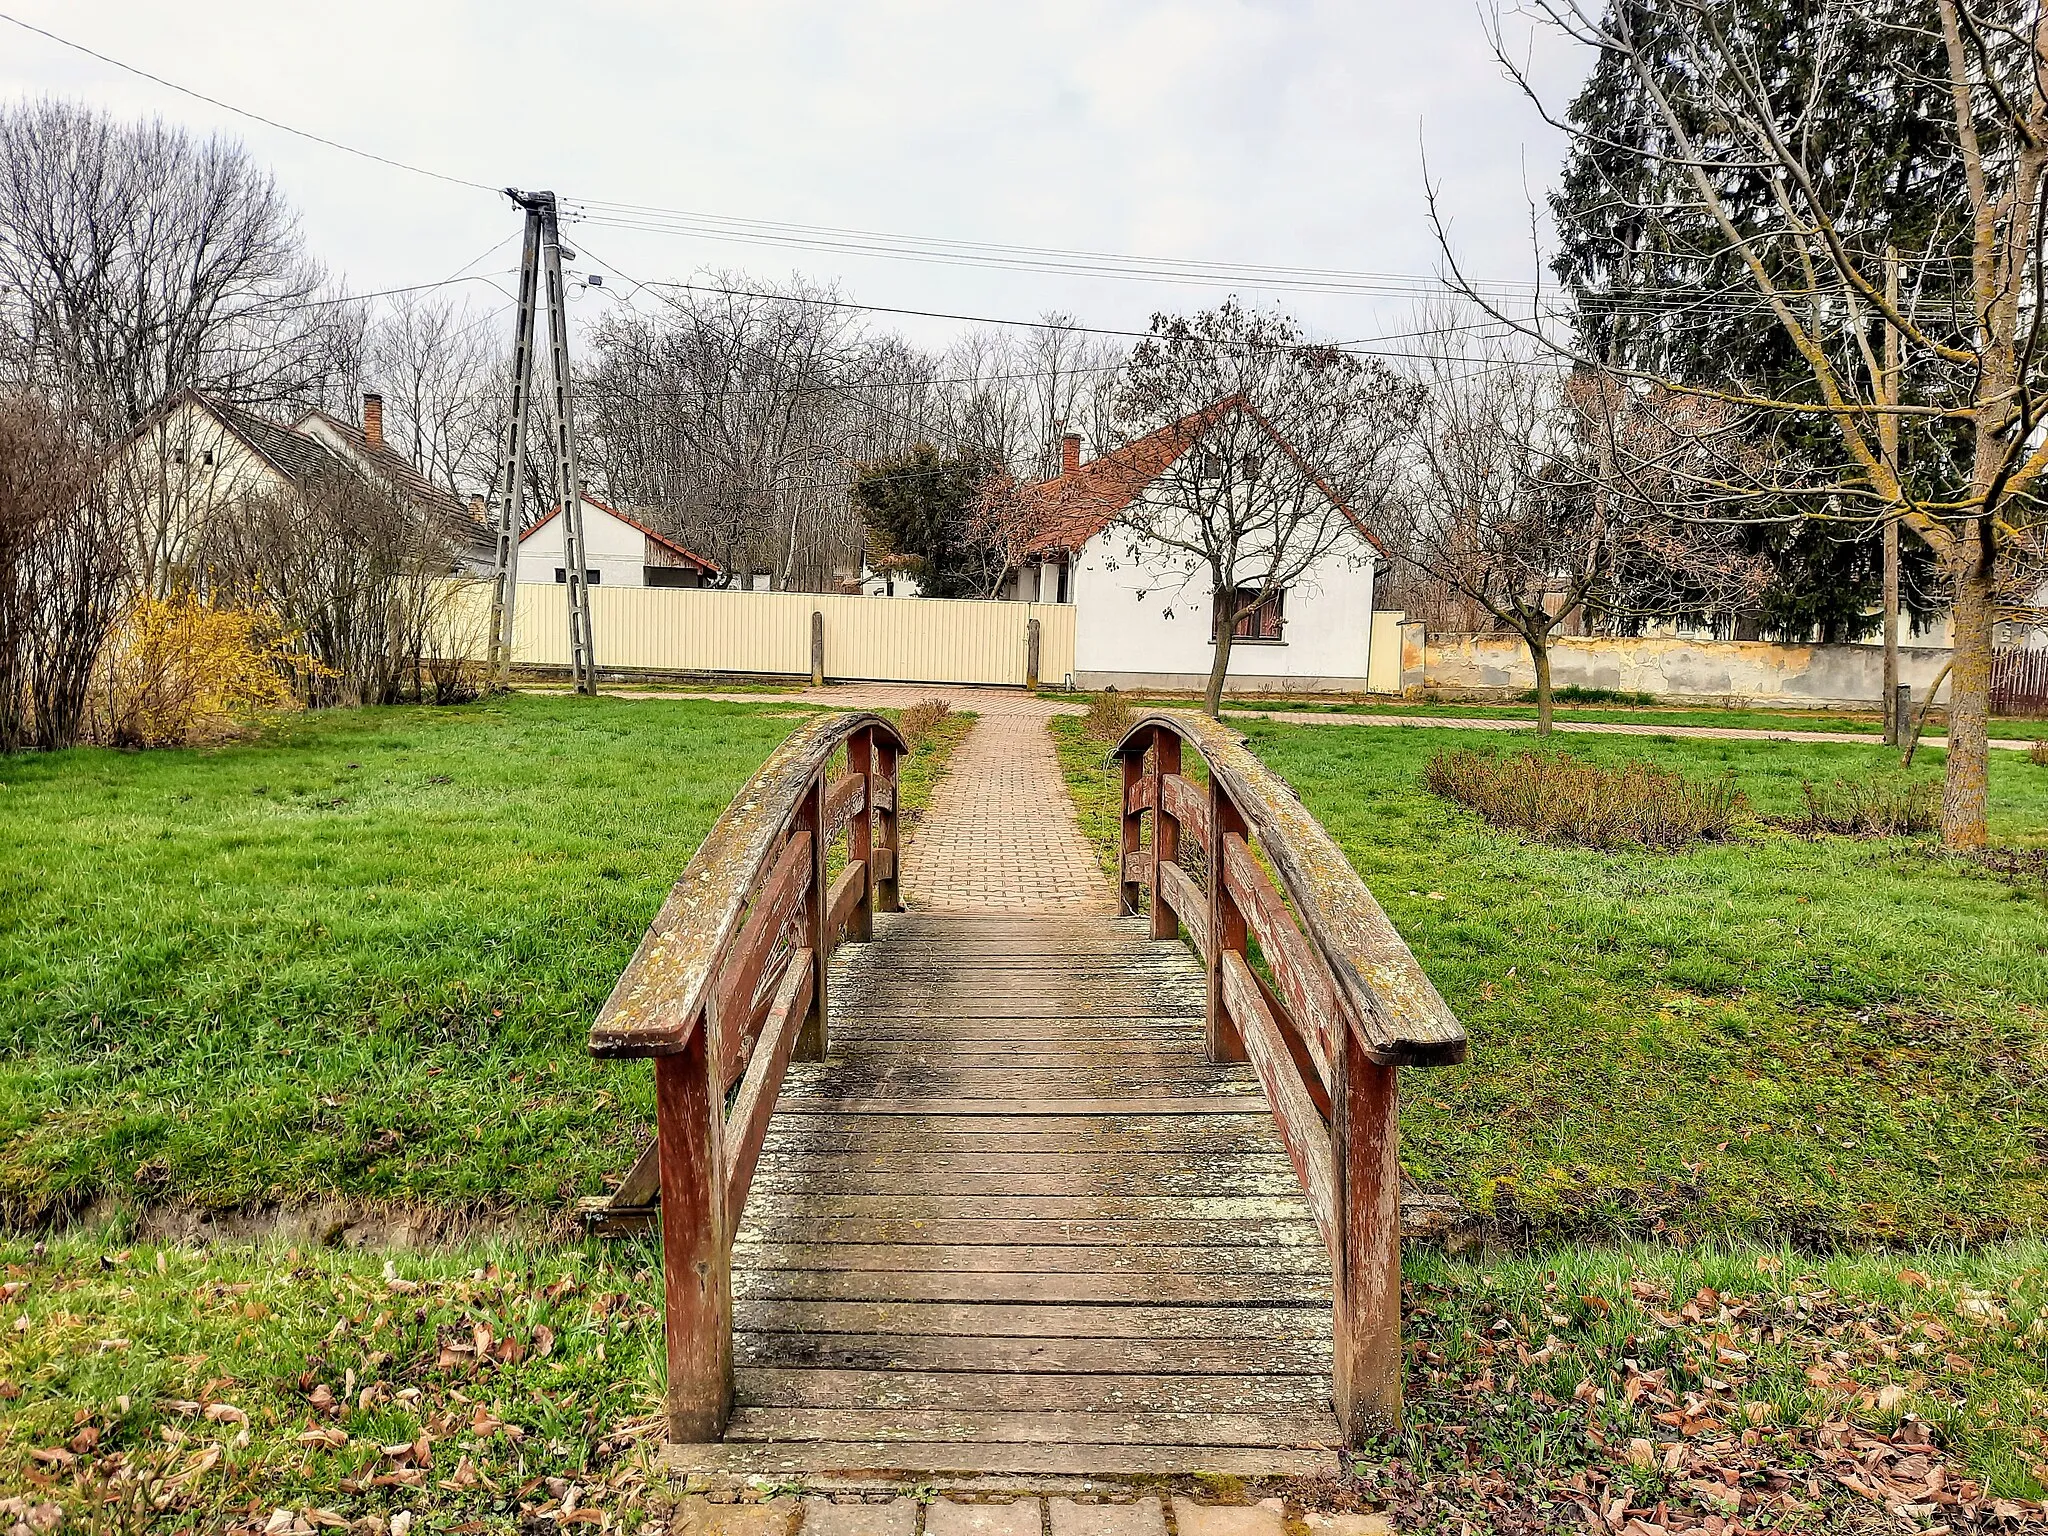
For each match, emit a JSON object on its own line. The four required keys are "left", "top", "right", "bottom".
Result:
{"left": 362, "top": 392, "right": 384, "bottom": 451}
{"left": 1061, "top": 431, "right": 1082, "bottom": 476}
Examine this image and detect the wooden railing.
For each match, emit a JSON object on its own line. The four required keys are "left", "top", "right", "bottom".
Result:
{"left": 1113, "top": 711, "right": 1468, "bottom": 1440}
{"left": 583, "top": 711, "right": 907, "bottom": 1442}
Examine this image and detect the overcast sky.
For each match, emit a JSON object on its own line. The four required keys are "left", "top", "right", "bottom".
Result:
{"left": 4, "top": 1, "right": 1589, "bottom": 358}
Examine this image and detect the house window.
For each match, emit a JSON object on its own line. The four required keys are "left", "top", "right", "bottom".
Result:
{"left": 554, "top": 568, "right": 601, "bottom": 585}
{"left": 1215, "top": 586, "right": 1284, "bottom": 643}
{"left": 644, "top": 566, "right": 697, "bottom": 588}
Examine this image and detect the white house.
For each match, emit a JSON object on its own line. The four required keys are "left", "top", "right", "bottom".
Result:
{"left": 519, "top": 496, "right": 720, "bottom": 588}
{"left": 111, "top": 388, "right": 490, "bottom": 589}
{"left": 1002, "top": 402, "right": 1385, "bottom": 693}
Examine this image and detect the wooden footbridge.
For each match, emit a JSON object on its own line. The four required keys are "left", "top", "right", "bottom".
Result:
{"left": 584, "top": 711, "right": 1465, "bottom": 1477}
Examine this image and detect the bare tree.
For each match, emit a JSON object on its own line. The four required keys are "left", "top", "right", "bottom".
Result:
{"left": 1457, "top": 0, "right": 2048, "bottom": 848}
{"left": 0, "top": 391, "right": 127, "bottom": 749}
{"left": 365, "top": 295, "right": 501, "bottom": 497}
{"left": 1103, "top": 301, "right": 1422, "bottom": 716}
{"left": 0, "top": 99, "right": 352, "bottom": 439}
{"left": 1389, "top": 319, "right": 1769, "bottom": 732}
{"left": 204, "top": 462, "right": 454, "bottom": 707}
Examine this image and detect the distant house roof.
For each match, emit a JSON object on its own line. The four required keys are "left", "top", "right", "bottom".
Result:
{"left": 1019, "top": 396, "right": 1387, "bottom": 558}
{"left": 177, "top": 390, "right": 354, "bottom": 487}
{"left": 521, "top": 496, "right": 721, "bottom": 573}
{"left": 293, "top": 408, "right": 470, "bottom": 518}
{"left": 124, "top": 389, "right": 489, "bottom": 553}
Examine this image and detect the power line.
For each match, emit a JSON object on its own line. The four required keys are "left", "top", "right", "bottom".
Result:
{"left": 583, "top": 268, "right": 1552, "bottom": 373}
{"left": 0, "top": 9, "right": 497, "bottom": 192}
{"left": 570, "top": 203, "right": 1544, "bottom": 302}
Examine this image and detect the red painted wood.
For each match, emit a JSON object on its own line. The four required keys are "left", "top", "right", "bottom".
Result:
{"left": 1149, "top": 732, "right": 1182, "bottom": 941}
{"left": 1332, "top": 1027, "right": 1401, "bottom": 1441}
{"left": 798, "top": 776, "right": 828, "bottom": 1062}
{"left": 655, "top": 1026, "right": 731, "bottom": 1441}
{"left": 847, "top": 731, "right": 875, "bottom": 944}
{"left": 1206, "top": 778, "right": 1248, "bottom": 1065}
{"left": 1119, "top": 749, "right": 1146, "bottom": 917}
{"left": 1221, "top": 833, "right": 1337, "bottom": 1085}
{"left": 724, "top": 949, "right": 816, "bottom": 1220}
{"left": 875, "top": 742, "right": 901, "bottom": 913}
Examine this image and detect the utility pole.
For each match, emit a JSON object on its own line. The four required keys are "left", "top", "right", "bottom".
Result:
{"left": 486, "top": 189, "right": 597, "bottom": 695}
{"left": 1880, "top": 245, "right": 1901, "bottom": 745}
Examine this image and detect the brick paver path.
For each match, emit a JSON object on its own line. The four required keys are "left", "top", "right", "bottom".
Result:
{"left": 604, "top": 680, "right": 1109, "bottom": 908}
{"left": 667, "top": 1494, "right": 1390, "bottom": 1536}
{"left": 896, "top": 698, "right": 1113, "bottom": 913}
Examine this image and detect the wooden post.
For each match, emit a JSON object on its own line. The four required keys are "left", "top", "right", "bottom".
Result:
{"left": 1205, "top": 777, "right": 1248, "bottom": 1063}
{"left": 809, "top": 611, "right": 825, "bottom": 688}
{"left": 1119, "top": 746, "right": 1146, "bottom": 916}
{"left": 1149, "top": 729, "right": 1181, "bottom": 941}
{"left": 654, "top": 1020, "right": 731, "bottom": 1441}
{"left": 1331, "top": 1023, "right": 1402, "bottom": 1440}
{"left": 847, "top": 729, "right": 874, "bottom": 944}
{"left": 874, "top": 739, "right": 901, "bottom": 913}
{"left": 1026, "top": 617, "right": 1042, "bottom": 692}
{"left": 796, "top": 775, "right": 829, "bottom": 1061}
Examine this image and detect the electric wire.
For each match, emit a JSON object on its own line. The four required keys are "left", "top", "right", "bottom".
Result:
{"left": 0, "top": 9, "right": 499, "bottom": 192}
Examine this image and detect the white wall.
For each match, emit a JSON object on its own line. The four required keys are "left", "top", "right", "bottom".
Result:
{"left": 519, "top": 499, "right": 650, "bottom": 587}
{"left": 1069, "top": 520, "right": 1380, "bottom": 691}
{"left": 113, "top": 398, "right": 291, "bottom": 587}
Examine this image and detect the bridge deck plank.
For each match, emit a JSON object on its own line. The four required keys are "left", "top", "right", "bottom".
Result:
{"left": 715, "top": 910, "right": 1340, "bottom": 1476}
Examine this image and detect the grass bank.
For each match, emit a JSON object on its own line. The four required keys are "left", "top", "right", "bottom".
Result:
{"left": 1052, "top": 716, "right": 2048, "bottom": 1248}
{"left": 0, "top": 696, "right": 967, "bottom": 1226}
{"left": 3, "top": 1230, "right": 2041, "bottom": 1531}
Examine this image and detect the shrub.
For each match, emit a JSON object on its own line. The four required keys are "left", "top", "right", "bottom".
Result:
{"left": 89, "top": 596, "right": 301, "bottom": 748}
{"left": 1514, "top": 684, "right": 1658, "bottom": 707}
{"left": 1794, "top": 777, "right": 1939, "bottom": 837}
{"left": 1425, "top": 747, "right": 1743, "bottom": 850}
{"left": 2031, "top": 740, "right": 2048, "bottom": 767}
{"left": 1081, "top": 691, "right": 1136, "bottom": 744}
{"left": 896, "top": 697, "right": 952, "bottom": 748}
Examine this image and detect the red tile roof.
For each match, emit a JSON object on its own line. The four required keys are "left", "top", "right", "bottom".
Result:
{"left": 1019, "top": 396, "right": 1387, "bottom": 558}
{"left": 521, "top": 496, "right": 721, "bottom": 573}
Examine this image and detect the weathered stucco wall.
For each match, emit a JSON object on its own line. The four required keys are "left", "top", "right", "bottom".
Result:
{"left": 1424, "top": 632, "right": 1953, "bottom": 708}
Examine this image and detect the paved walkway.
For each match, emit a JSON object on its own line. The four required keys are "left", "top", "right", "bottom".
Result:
{"left": 900, "top": 703, "right": 1113, "bottom": 913}
{"left": 671, "top": 1492, "right": 1387, "bottom": 1536}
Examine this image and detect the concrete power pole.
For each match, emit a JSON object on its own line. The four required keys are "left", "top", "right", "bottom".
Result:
{"left": 487, "top": 189, "right": 598, "bottom": 695}
{"left": 1880, "top": 246, "right": 1901, "bottom": 745}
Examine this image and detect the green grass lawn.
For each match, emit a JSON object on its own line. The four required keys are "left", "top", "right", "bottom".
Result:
{"left": 1044, "top": 688, "right": 2048, "bottom": 740}
{"left": 1052, "top": 716, "right": 2048, "bottom": 1250}
{"left": 0, "top": 695, "right": 965, "bottom": 1226}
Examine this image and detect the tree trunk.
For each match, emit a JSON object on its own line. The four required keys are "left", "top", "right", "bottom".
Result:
{"left": 1205, "top": 619, "right": 1235, "bottom": 719}
{"left": 1942, "top": 549, "right": 1994, "bottom": 850}
{"left": 1528, "top": 633, "right": 1554, "bottom": 738}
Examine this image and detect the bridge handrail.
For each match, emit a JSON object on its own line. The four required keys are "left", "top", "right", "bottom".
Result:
{"left": 583, "top": 709, "right": 907, "bottom": 1442}
{"left": 1115, "top": 710, "right": 1465, "bottom": 1067}
{"left": 589, "top": 710, "right": 905, "bottom": 1058}
{"left": 1112, "top": 708, "right": 1466, "bottom": 1439}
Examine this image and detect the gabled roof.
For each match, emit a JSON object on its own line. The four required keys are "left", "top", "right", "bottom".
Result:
{"left": 1019, "top": 396, "right": 1388, "bottom": 558}
{"left": 292, "top": 408, "right": 472, "bottom": 525}
{"left": 521, "top": 496, "right": 721, "bottom": 573}
{"left": 121, "top": 387, "right": 354, "bottom": 488}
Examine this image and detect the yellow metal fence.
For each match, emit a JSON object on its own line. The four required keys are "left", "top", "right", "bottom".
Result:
{"left": 445, "top": 582, "right": 1077, "bottom": 689}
